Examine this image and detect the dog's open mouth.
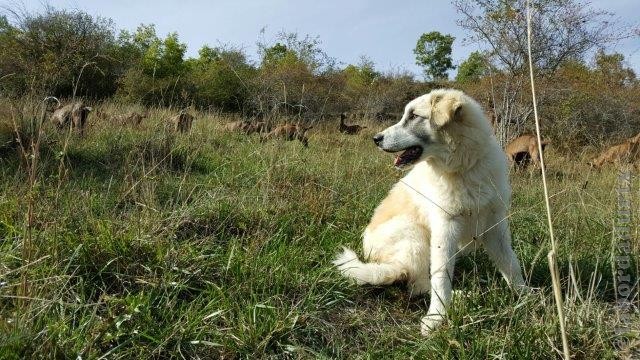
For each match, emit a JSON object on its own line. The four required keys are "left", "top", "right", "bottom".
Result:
{"left": 393, "top": 146, "right": 423, "bottom": 167}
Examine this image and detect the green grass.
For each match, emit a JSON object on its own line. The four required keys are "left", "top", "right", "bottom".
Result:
{"left": 0, "top": 101, "right": 637, "bottom": 359}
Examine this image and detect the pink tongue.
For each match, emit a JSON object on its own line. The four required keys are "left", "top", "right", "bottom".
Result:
{"left": 394, "top": 153, "right": 402, "bottom": 166}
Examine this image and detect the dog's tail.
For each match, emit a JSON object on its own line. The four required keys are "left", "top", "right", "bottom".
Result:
{"left": 332, "top": 247, "right": 405, "bottom": 285}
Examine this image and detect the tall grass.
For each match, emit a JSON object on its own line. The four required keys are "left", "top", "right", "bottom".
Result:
{"left": 0, "top": 99, "right": 635, "bottom": 358}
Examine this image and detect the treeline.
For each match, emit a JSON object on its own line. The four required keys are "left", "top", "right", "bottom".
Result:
{"left": 0, "top": 6, "right": 428, "bottom": 118}
{"left": 0, "top": 2, "right": 639, "bottom": 148}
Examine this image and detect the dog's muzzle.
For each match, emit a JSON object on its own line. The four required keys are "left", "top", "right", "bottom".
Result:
{"left": 373, "top": 133, "right": 384, "bottom": 146}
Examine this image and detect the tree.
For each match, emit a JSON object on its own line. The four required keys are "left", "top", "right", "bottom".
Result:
{"left": 344, "top": 56, "right": 379, "bottom": 88}
{"left": 252, "top": 31, "right": 337, "bottom": 115}
{"left": 189, "top": 45, "right": 255, "bottom": 111}
{"left": 456, "top": 51, "right": 489, "bottom": 83}
{"left": 261, "top": 43, "right": 298, "bottom": 68}
{"left": 197, "top": 45, "right": 221, "bottom": 63}
{"left": 452, "top": 0, "right": 638, "bottom": 147}
{"left": 594, "top": 50, "right": 636, "bottom": 87}
{"left": 342, "top": 56, "right": 381, "bottom": 107}
{"left": 413, "top": 31, "right": 455, "bottom": 80}
{"left": 258, "top": 31, "right": 335, "bottom": 74}
{"left": 116, "top": 27, "right": 189, "bottom": 106}
{"left": 453, "top": 0, "right": 631, "bottom": 75}
{"left": 0, "top": 7, "right": 120, "bottom": 97}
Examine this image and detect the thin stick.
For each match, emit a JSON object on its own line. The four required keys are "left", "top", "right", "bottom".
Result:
{"left": 526, "top": 2, "right": 570, "bottom": 358}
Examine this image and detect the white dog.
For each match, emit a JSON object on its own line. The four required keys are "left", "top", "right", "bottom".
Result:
{"left": 333, "top": 89, "right": 526, "bottom": 335}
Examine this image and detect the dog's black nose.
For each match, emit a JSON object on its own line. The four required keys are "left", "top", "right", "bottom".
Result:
{"left": 373, "top": 134, "right": 384, "bottom": 145}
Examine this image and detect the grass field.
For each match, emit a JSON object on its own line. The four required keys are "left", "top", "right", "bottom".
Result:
{"left": 0, "top": 101, "right": 638, "bottom": 359}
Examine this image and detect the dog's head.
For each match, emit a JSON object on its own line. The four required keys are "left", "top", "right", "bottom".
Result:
{"left": 373, "top": 89, "right": 491, "bottom": 170}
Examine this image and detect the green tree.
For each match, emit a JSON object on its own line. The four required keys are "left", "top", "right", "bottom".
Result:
{"left": 117, "top": 28, "right": 188, "bottom": 106}
{"left": 0, "top": 7, "right": 120, "bottom": 97}
{"left": 197, "top": 45, "right": 221, "bottom": 63}
{"left": 137, "top": 30, "right": 186, "bottom": 78}
{"left": 189, "top": 45, "right": 255, "bottom": 111}
{"left": 456, "top": 51, "right": 489, "bottom": 83}
{"left": 258, "top": 31, "right": 335, "bottom": 74}
{"left": 261, "top": 43, "right": 298, "bottom": 68}
{"left": 343, "top": 56, "right": 380, "bottom": 105}
{"left": 252, "top": 31, "right": 334, "bottom": 115}
{"left": 413, "top": 31, "right": 455, "bottom": 80}
{"left": 594, "top": 50, "right": 636, "bottom": 86}
{"left": 159, "top": 33, "right": 187, "bottom": 76}
{"left": 344, "top": 56, "right": 379, "bottom": 87}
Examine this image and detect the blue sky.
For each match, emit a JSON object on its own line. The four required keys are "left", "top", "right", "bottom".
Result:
{"left": 10, "top": 0, "right": 640, "bottom": 76}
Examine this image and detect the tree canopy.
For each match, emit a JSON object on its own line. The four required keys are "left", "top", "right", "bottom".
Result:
{"left": 413, "top": 31, "right": 455, "bottom": 80}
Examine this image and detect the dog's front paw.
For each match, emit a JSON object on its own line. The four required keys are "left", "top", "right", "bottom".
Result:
{"left": 420, "top": 313, "right": 444, "bottom": 336}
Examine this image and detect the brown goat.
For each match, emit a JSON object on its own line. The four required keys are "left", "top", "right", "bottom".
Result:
{"left": 589, "top": 133, "right": 640, "bottom": 168}
{"left": 116, "top": 111, "right": 148, "bottom": 126}
{"left": 248, "top": 121, "right": 270, "bottom": 135}
{"left": 226, "top": 120, "right": 271, "bottom": 135}
{"left": 505, "top": 134, "right": 550, "bottom": 168}
{"left": 171, "top": 112, "right": 195, "bottom": 133}
{"left": 338, "top": 113, "right": 367, "bottom": 134}
{"left": 94, "top": 109, "right": 110, "bottom": 121}
{"left": 50, "top": 101, "right": 92, "bottom": 135}
{"left": 225, "top": 120, "right": 252, "bottom": 133}
{"left": 261, "top": 124, "right": 312, "bottom": 147}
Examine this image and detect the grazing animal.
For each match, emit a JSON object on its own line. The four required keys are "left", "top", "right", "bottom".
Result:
{"left": 225, "top": 120, "right": 270, "bottom": 135}
{"left": 333, "top": 89, "right": 527, "bottom": 336}
{"left": 338, "top": 113, "right": 367, "bottom": 134}
{"left": 94, "top": 109, "right": 110, "bottom": 121}
{"left": 116, "top": 111, "right": 148, "bottom": 126}
{"left": 50, "top": 101, "right": 92, "bottom": 135}
{"left": 171, "top": 112, "right": 195, "bottom": 133}
{"left": 261, "top": 124, "right": 312, "bottom": 147}
{"left": 249, "top": 121, "right": 270, "bottom": 135}
{"left": 505, "top": 134, "right": 550, "bottom": 168}
{"left": 590, "top": 134, "right": 640, "bottom": 168}
{"left": 225, "top": 120, "right": 252, "bottom": 133}
{"left": 50, "top": 104, "right": 74, "bottom": 127}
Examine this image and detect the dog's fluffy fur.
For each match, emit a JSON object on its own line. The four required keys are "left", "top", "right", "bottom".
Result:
{"left": 333, "top": 89, "right": 526, "bottom": 335}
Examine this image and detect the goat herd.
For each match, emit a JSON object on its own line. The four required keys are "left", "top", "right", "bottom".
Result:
{"left": 48, "top": 99, "right": 195, "bottom": 134}
{"left": 45, "top": 99, "right": 353, "bottom": 150}
{"left": 505, "top": 132, "right": 640, "bottom": 170}
{"left": 223, "top": 112, "right": 370, "bottom": 148}
{"left": 45, "top": 99, "right": 639, "bottom": 170}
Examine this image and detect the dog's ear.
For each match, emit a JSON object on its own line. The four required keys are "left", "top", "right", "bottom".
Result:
{"left": 430, "top": 93, "right": 463, "bottom": 128}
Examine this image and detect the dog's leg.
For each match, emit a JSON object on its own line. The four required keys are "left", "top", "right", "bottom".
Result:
{"left": 421, "top": 218, "right": 460, "bottom": 336}
{"left": 483, "top": 220, "right": 526, "bottom": 288}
